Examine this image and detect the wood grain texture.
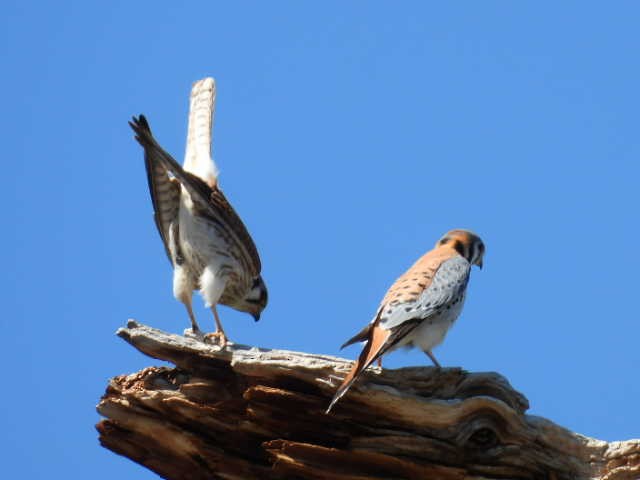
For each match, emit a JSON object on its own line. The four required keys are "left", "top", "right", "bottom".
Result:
{"left": 96, "top": 321, "right": 639, "bottom": 480}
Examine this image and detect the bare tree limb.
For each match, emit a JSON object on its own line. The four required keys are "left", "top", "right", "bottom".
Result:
{"left": 96, "top": 320, "right": 639, "bottom": 479}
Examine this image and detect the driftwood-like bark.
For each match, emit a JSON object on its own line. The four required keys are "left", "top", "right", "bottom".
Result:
{"left": 97, "top": 321, "right": 639, "bottom": 480}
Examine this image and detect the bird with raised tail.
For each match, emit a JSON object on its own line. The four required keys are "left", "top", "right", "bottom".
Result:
{"left": 326, "top": 229, "right": 485, "bottom": 413}
{"left": 129, "top": 78, "right": 267, "bottom": 347}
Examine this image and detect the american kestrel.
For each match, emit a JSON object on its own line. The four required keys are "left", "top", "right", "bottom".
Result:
{"left": 129, "top": 78, "right": 267, "bottom": 347}
{"left": 326, "top": 229, "right": 485, "bottom": 412}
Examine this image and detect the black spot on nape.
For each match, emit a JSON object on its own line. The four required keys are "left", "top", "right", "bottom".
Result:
{"left": 452, "top": 240, "right": 467, "bottom": 258}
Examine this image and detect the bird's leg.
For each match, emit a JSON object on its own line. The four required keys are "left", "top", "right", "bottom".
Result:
{"left": 185, "top": 302, "right": 203, "bottom": 336}
{"left": 212, "top": 304, "right": 227, "bottom": 338}
{"left": 180, "top": 295, "right": 204, "bottom": 339}
{"left": 426, "top": 350, "right": 442, "bottom": 368}
{"left": 204, "top": 304, "right": 229, "bottom": 347}
{"left": 199, "top": 266, "right": 229, "bottom": 346}
{"left": 174, "top": 267, "right": 202, "bottom": 337}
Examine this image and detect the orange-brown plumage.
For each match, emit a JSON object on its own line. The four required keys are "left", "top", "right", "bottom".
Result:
{"left": 381, "top": 246, "right": 461, "bottom": 306}
{"left": 327, "top": 229, "right": 485, "bottom": 413}
{"left": 327, "top": 321, "right": 391, "bottom": 413}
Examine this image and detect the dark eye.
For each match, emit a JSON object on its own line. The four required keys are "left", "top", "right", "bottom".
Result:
{"left": 466, "top": 427, "right": 498, "bottom": 449}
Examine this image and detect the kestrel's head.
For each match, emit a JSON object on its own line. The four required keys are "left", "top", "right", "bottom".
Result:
{"left": 238, "top": 275, "right": 268, "bottom": 321}
{"left": 436, "top": 229, "right": 485, "bottom": 269}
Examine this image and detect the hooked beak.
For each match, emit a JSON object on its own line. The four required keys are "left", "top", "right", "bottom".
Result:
{"left": 252, "top": 312, "right": 261, "bottom": 322}
{"left": 477, "top": 259, "right": 483, "bottom": 270}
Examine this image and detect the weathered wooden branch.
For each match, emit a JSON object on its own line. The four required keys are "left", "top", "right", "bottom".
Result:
{"left": 96, "top": 320, "right": 638, "bottom": 479}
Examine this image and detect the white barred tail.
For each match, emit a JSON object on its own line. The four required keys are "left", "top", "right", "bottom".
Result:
{"left": 184, "top": 77, "right": 218, "bottom": 186}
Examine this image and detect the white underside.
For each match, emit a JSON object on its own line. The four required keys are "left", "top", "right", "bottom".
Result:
{"left": 172, "top": 192, "right": 233, "bottom": 308}
{"left": 395, "top": 296, "right": 466, "bottom": 353}
{"left": 172, "top": 264, "right": 195, "bottom": 305}
{"left": 198, "top": 266, "right": 227, "bottom": 307}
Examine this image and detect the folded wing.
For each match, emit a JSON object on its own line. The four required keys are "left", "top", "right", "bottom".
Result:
{"left": 130, "top": 115, "right": 262, "bottom": 277}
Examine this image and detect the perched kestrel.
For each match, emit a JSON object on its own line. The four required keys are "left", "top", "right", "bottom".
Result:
{"left": 129, "top": 78, "right": 267, "bottom": 346}
{"left": 327, "top": 229, "right": 485, "bottom": 412}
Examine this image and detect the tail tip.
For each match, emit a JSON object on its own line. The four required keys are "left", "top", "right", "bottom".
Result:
{"left": 325, "top": 387, "right": 347, "bottom": 414}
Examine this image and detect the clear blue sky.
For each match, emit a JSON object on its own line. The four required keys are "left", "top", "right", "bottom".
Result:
{"left": 2, "top": 2, "right": 638, "bottom": 478}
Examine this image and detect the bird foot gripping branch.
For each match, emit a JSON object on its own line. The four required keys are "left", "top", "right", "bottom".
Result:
{"left": 182, "top": 326, "right": 230, "bottom": 348}
{"left": 203, "top": 331, "right": 229, "bottom": 348}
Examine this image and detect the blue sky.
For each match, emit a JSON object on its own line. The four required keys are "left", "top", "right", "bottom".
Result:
{"left": 2, "top": 2, "right": 639, "bottom": 478}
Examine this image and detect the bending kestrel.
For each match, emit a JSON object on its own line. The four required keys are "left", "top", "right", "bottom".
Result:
{"left": 129, "top": 78, "right": 267, "bottom": 346}
{"left": 327, "top": 229, "right": 485, "bottom": 412}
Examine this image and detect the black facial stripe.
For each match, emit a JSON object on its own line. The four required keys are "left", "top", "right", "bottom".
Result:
{"left": 247, "top": 286, "right": 267, "bottom": 303}
{"left": 475, "top": 241, "right": 485, "bottom": 263}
